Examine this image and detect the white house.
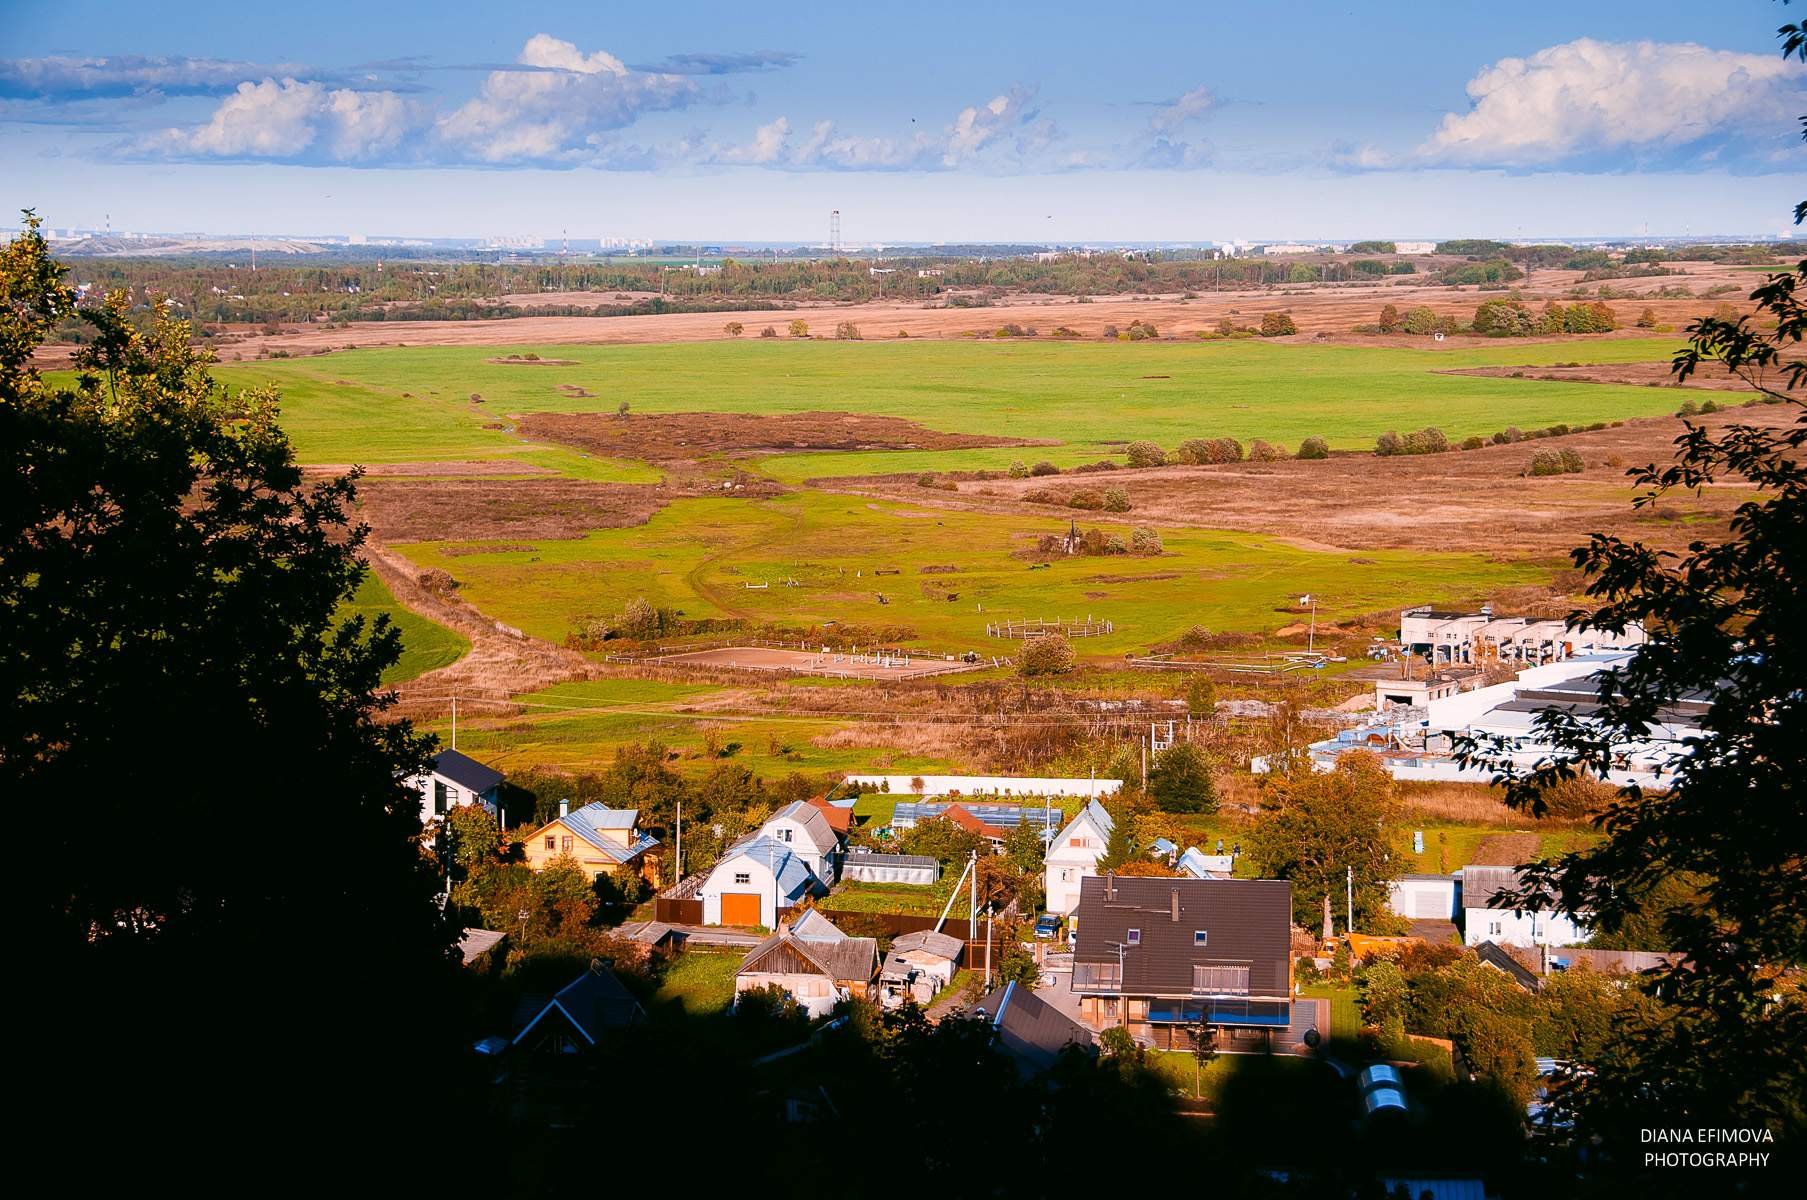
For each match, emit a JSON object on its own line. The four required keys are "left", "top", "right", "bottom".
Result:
{"left": 1461, "top": 865, "right": 1588, "bottom": 948}
{"left": 699, "top": 836, "right": 825, "bottom": 927}
{"left": 1388, "top": 873, "right": 1460, "bottom": 922}
{"left": 409, "top": 749, "right": 503, "bottom": 825}
{"left": 1176, "top": 848, "right": 1235, "bottom": 879}
{"left": 1043, "top": 800, "right": 1114, "bottom": 915}
{"left": 759, "top": 800, "right": 844, "bottom": 885}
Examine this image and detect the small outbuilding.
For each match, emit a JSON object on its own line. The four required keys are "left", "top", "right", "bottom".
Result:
{"left": 842, "top": 851, "right": 940, "bottom": 886}
{"left": 971, "top": 981, "right": 1093, "bottom": 1075}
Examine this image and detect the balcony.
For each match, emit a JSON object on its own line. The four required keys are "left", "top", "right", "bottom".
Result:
{"left": 1071, "top": 963, "right": 1122, "bottom": 992}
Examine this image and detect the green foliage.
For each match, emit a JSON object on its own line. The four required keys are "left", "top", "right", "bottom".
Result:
{"left": 1259, "top": 312, "right": 1298, "bottom": 337}
{"left": 1349, "top": 241, "right": 1398, "bottom": 254}
{"left": 1246, "top": 438, "right": 1287, "bottom": 462}
{"left": 900, "top": 816, "right": 985, "bottom": 869}
{"left": 1472, "top": 298, "right": 1535, "bottom": 336}
{"left": 1297, "top": 435, "right": 1330, "bottom": 460}
{"left": 1176, "top": 437, "right": 1244, "bottom": 465}
{"left": 444, "top": 802, "right": 502, "bottom": 874}
{"left": 1098, "top": 1024, "right": 1139, "bottom": 1059}
{"left": 1124, "top": 440, "right": 1165, "bottom": 467}
{"left": 1400, "top": 306, "right": 1440, "bottom": 335}
{"left": 1247, "top": 751, "right": 1401, "bottom": 927}
{"left": 1101, "top": 488, "right": 1131, "bottom": 513}
{"left": 1129, "top": 526, "right": 1164, "bottom": 555}
{"left": 1018, "top": 634, "right": 1077, "bottom": 677}
{"left": 1436, "top": 239, "right": 1511, "bottom": 256}
{"left": 1007, "top": 459, "right": 1029, "bottom": 478}
{"left": 1185, "top": 675, "right": 1217, "bottom": 718}
{"left": 1377, "top": 303, "right": 1402, "bottom": 333}
{"left": 1375, "top": 426, "right": 1450, "bottom": 456}
{"left": 1357, "top": 959, "right": 1409, "bottom": 1029}
{"left": 1146, "top": 742, "right": 1219, "bottom": 814}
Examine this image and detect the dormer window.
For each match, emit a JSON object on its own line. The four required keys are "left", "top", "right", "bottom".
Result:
{"left": 1126, "top": 929, "right": 1141, "bottom": 946}
{"left": 1194, "top": 930, "right": 1208, "bottom": 947}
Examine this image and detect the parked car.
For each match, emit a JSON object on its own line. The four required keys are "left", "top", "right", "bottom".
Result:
{"left": 1033, "top": 914, "right": 1060, "bottom": 940}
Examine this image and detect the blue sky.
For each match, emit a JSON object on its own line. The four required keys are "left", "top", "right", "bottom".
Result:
{"left": 2, "top": 0, "right": 1801, "bottom": 240}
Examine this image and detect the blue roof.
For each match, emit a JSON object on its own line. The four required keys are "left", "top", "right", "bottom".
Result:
{"left": 561, "top": 803, "right": 658, "bottom": 864}
{"left": 727, "top": 836, "right": 820, "bottom": 897}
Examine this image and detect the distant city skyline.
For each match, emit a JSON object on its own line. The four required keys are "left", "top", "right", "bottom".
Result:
{"left": 3, "top": 0, "right": 1801, "bottom": 241}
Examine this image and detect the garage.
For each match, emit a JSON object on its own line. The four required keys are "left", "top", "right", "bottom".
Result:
{"left": 721, "top": 892, "right": 763, "bottom": 926}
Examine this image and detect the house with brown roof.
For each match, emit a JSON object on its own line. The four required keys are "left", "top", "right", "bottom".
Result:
{"left": 807, "top": 795, "right": 856, "bottom": 838}
{"left": 944, "top": 803, "right": 1009, "bottom": 852}
{"left": 734, "top": 914, "right": 879, "bottom": 1019}
{"left": 1070, "top": 873, "right": 1294, "bottom": 1052}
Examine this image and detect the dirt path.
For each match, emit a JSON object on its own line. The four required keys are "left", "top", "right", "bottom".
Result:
{"left": 362, "top": 539, "right": 600, "bottom": 716}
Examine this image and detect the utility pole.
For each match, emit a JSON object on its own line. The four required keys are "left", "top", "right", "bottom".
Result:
{"left": 451, "top": 696, "right": 457, "bottom": 749}
{"left": 1346, "top": 865, "right": 1354, "bottom": 936}
{"left": 675, "top": 798, "right": 683, "bottom": 879}
{"left": 969, "top": 848, "right": 978, "bottom": 941}
{"left": 984, "top": 910, "right": 993, "bottom": 987}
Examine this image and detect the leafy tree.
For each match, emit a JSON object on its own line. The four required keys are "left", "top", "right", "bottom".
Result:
{"left": 1096, "top": 804, "right": 1141, "bottom": 871}
{"left": 1097, "top": 1025, "right": 1139, "bottom": 1059}
{"left": 5, "top": 217, "right": 455, "bottom": 1139}
{"left": 1453, "top": 16, "right": 1806, "bottom": 1153}
{"left": 1377, "top": 303, "right": 1402, "bottom": 333}
{"left": 1002, "top": 819, "right": 1047, "bottom": 875}
{"left": 445, "top": 801, "right": 502, "bottom": 875}
{"left": 1185, "top": 674, "right": 1217, "bottom": 718}
{"left": 1018, "top": 634, "right": 1077, "bottom": 676}
{"left": 1358, "top": 959, "right": 1409, "bottom": 1030}
{"left": 900, "top": 816, "right": 984, "bottom": 870}
{"left": 1247, "top": 750, "right": 1401, "bottom": 927}
{"left": 1636, "top": 306, "right": 1658, "bottom": 328}
{"left": 1146, "top": 742, "right": 1219, "bottom": 814}
{"left": 1461, "top": 1008, "right": 1540, "bottom": 1108}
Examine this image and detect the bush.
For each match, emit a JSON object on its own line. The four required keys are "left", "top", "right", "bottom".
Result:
{"left": 1558, "top": 448, "right": 1585, "bottom": 473}
{"left": 1460, "top": 435, "right": 1486, "bottom": 450}
{"left": 1102, "top": 488, "right": 1131, "bottom": 513}
{"left": 1029, "top": 461, "right": 1061, "bottom": 477}
{"left": 1018, "top": 634, "right": 1077, "bottom": 677}
{"left": 1007, "top": 460, "right": 1029, "bottom": 479}
{"left": 723, "top": 321, "right": 744, "bottom": 336}
{"left": 1125, "top": 440, "right": 1166, "bottom": 468}
{"left": 1176, "top": 437, "right": 1243, "bottom": 465}
{"left": 1377, "top": 304, "right": 1402, "bottom": 333}
{"left": 759, "top": 325, "right": 778, "bottom": 338}
{"left": 1100, "top": 324, "right": 1119, "bottom": 340}
{"left": 1636, "top": 307, "right": 1658, "bottom": 328}
{"left": 917, "top": 472, "right": 938, "bottom": 487}
{"left": 1376, "top": 427, "right": 1448, "bottom": 456}
{"left": 1400, "top": 306, "right": 1440, "bottom": 335}
{"left": 1259, "top": 312, "right": 1298, "bottom": 337}
{"left": 835, "top": 321, "right": 863, "bottom": 340}
{"left": 1527, "top": 450, "right": 1564, "bottom": 476}
{"left": 1297, "top": 436, "right": 1330, "bottom": 460}
{"left": 1067, "top": 489, "right": 1104, "bottom": 511}
{"left": 788, "top": 319, "right": 810, "bottom": 338}
{"left": 1130, "top": 527, "right": 1164, "bottom": 555}
{"left": 1125, "top": 319, "right": 1159, "bottom": 340}
{"left": 1247, "top": 439, "right": 1287, "bottom": 462}
{"left": 1677, "top": 399, "right": 1699, "bottom": 416}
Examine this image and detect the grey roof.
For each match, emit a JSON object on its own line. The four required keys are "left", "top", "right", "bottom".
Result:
{"left": 790, "top": 909, "right": 848, "bottom": 943}
{"left": 1473, "top": 940, "right": 1541, "bottom": 991}
{"left": 1072, "top": 875, "right": 1293, "bottom": 1000}
{"left": 768, "top": 800, "right": 840, "bottom": 849}
{"left": 891, "top": 929, "right": 963, "bottom": 960}
{"left": 457, "top": 928, "right": 506, "bottom": 963}
{"left": 721, "top": 836, "right": 822, "bottom": 898}
{"left": 431, "top": 749, "right": 503, "bottom": 793}
{"left": 557, "top": 802, "right": 659, "bottom": 863}
{"left": 739, "top": 929, "right": 878, "bottom": 984}
{"left": 973, "top": 981, "right": 1093, "bottom": 1073}
{"left": 1461, "top": 865, "right": 1528, "bottom": 908}
{"left": 512, "top": 964, "right": 644, "bottom": 1046}
{"left": 846, "top": 852, "right": 940, "bottom": 870}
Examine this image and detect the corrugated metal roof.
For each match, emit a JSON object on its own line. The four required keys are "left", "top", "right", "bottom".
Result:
{"left": 892, "top": 930, "right": 963, "bottom": 960}
{"left": 724, "top": 837, "right": 820, "bottom": 897}
{"left": 846, "top": 852, "right": 939, "bottom": 869}
{"left": 560, "top": 803, "right": 659, "bottom": 863}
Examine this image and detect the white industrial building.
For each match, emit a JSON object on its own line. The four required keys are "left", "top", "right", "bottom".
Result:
{"left": 1399, "top": 605, "right": 1646, "bottom": 668}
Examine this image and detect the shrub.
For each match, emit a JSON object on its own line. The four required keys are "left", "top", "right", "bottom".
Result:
{"left": 917, "top": 472, "right": 938, "bottom": 487}
{"left": 1125, "top": 440, "right": 1166, "bottom": 468}
{"left": 1102, "top": 488, "right": 1131, "bottom": 513}
{"left": 1698, "top": 399, "right": 1719, "bottom": 414}
{"left": 1491, "top": 426, "right": 1524, "bottom": 445}
{"left": 1677, "top": 399, "right": 1699, "bottom": 416}
{"left": 1400, "top": 306, "right": 1439, "bottom": 335}
{"left": 1297, "top": 436, "right": 1330, "bottom": 460}
{"left": 759, "top": 325, "right": 777, "bottom": 338}
{"left": 1068, "top": 489, "right": 1105, "bottom": 511}
{"left": 1177, "top": 438, "right": 1243, "bottom": 465}
{"left": 1558, "top": 448, "right": 1585, "bottom": 473}
{"left": 1259, "top": 312, "right": 1298, "bottom": 337}
{"left": 835, "top": 321, "right": 863, "bottom": 340}
{"left": 1636, "top": 307, "right": 1658, "bottom": 328}
{"left": 1125, "top": 319, "right": 1159, "bottom": 340}
{"left": 1377, "top": 304, "right": 1402, "bottom": 333}
{"left": 1007, "top": 460, "right": 1029, "bottom": 479}
{"left": 1377, "top": 427, "right": 1448, "bottom": 456}
{"left": 1130, "top": 527, "right": 1164, "bottom": 555}
{"left": 1376, "top": 431, "right": 1402, "bottom": 456}
{"left": 1018, "top": 634, "right": 1077, "bottom": 677}
{"left": 1527, "top": 450, "right": 1564, "bottom": 476}
{"left": 1100, "top": 324, "right": 1120, "bottom": 339}
{"left": 1030, "top": 461, "right": 1061, "bottom": 477}
{"left": 1247, "top": 439, "right": 1287, "bottom": 462}
{"left": 1103, "top": 533, "right": 1128, "bottom": 554}
{"left": 1460, "top": 435, "right": 1486, "bottom": 450}
{"left": 788, "top": 318, "right": 810, "bottom": 338}
{"left": 723, "top": 321, "right": 744, "bottom": 335}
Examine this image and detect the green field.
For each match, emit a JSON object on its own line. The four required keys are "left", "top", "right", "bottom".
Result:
{"left": 212, "top": 336, "right": 1691, "bottom": 477}
{"left": 395, "top": 489, "right": 1547, "bottom": 657}
{"left": 340, "top": 572, "right": 469, "bottom": 683}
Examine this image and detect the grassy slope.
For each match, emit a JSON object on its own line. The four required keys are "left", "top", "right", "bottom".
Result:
{"left": 213, "top": 336, "right": 1690, "bottom": 476}
{"left": 341, "top": 571, "right": 469, "bottom": 684}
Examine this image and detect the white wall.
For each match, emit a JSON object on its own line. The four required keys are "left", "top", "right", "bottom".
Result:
{"left": 846, "top": 774, "right": 1122, "bottom": 799}
{"left": 762, "top": 813, "right": 840, "bottom": 884}
{"left": 1463, "top": 907, "right": 1588, "bottom": 948}
{"left": 1388, "top": 877, "right": 1459, "bottom": 921}
{"left": 1044, "top": 809, "right": 1110, "bottom": 914}
{"left": 410, "top": 771, "right": 493, "bottom": 825}
{"left": 700, "top": 854, "right": 781, "bottom": 927}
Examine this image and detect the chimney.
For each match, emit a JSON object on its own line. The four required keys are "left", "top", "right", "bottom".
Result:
{"left": 1105, "top": 871, "right": 1116, "bottom": 901}
{"left": 559, "top": 798, "right": 569, "bottom": 819}
{"left": 1170, "top": 889, "right": 1180, "bottom": 922}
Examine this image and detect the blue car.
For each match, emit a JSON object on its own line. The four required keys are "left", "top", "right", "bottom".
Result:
{"left": 1033, "top": 914, "right": 1061, "bottom": 940}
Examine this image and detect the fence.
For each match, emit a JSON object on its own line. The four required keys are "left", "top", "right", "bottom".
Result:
{"left": 986, "top": 617, "right": 1114, "bottom": 640}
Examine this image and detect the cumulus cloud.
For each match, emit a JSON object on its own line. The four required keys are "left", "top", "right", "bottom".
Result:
{"left": 435, "top": 35, "right": 711, "bottom": 163}
{"left": 715, "top": 116, "right": 793, "bottom": 164}
{"left": 133, "top": 79, "right": 422, "bottom": 161}
{"left": 1414, "top": 38, "right": 1803, "bottom": 169}
{"left": 1148, "top": 85, "right": 1214, "bottom": 135}
{"left": 722, "top": 85, "right": 1046, "bottom": 171}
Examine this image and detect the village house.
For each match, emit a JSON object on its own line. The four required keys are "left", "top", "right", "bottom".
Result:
{"left": 734, "top": 914, "right": 879, "bottom": 1018}
{"left": 1044, "top": 800, "right": 1115, "bottom": 915}
{"left": 761, "top": 800, "right": 846, "bottom": 885}
{"left": 511, "top": 962, "right": 645, "bottom": 1054}
{"left": 878, "top": 929, "right": 964, "bottom": 1007}
{"left": 699, "top": 835, "right": 825, "bottom": 927}
{"left": 943, "top": 803, "right": 1010, "bottom": 853}
{"left": 1388, "top": 874, "right": 1461, "bottom": 923}
{"left": 522, "top": 800, "right": 660, "bottom": 883}
{"left": 1070, "top": 874, "right": 1294, "bottom": 1052}
{"left": 972, "top": 980, "right": 1095, "bottom": 1075}
{"left": 409, "top": 748, "right": 503, "bottom": 825}
{"left": 1461, "top": 865, "right": 1589, "bottom": 948}
{"left": 1177, "top": 847, "right": 1235, "bottom": 879}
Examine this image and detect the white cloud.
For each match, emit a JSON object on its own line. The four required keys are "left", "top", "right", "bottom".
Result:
{"left": 137, "top": 79, "right": 421, "bottom": 161}
{"left": 435, "top": 35, "right": 706, "bottom": 163}
{"left": 716, "top": 116, "right": 791, "bottom": 164}
{"left": 0, "top": 54, "right": 317, "bottom": 100}
{"left": 943, "top": 86, "right": 1037, "bottom": 165}
{"left": 1149, "top": 85, "right": 1214, "bottom": 135}
{"left": 720, "top": 86, "right": 1044, "bottom": 171}
{"left": 1415, "top": 38, "right": 1802, "bottom": 168}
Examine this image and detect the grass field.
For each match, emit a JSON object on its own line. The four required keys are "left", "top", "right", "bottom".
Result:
{"left": 395, "top": 490, "right": 1549, "bottom": 657}
{"left": 211, "top": 336, "right": 1693, "bottom": 476}
{"left": 340, "top": 572, "right": 469, "bottom": 683}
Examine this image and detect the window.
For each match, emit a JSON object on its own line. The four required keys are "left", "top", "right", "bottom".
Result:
{"left": 1192, "top": 965, "right": 1250, "bottom": 996}
{"left": 434, "top": 780, "right": 450, "bottom": 816}
{"left": 1072, "top": 962, "right": 1122, "bottom": 991}
{"left": 561, "top": 836, "right": 573, "bottom": 853}
{"left": 781, "top": 829, "right": 793, "bottom": 843}
{"left": 1489, "top": 921, "right": 1503, "bottom": 937}
{"left": 734, "top": 872, "right": 751, "bottom": 885}
{"left": 1194, "top": 930, "right": 1209, "bottom": 947}
{"left": 1126, "top": 929, "right": 1141, "bottom": 945}
{"left": 544, "top": 836, "right": 556, "bottom": 851}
